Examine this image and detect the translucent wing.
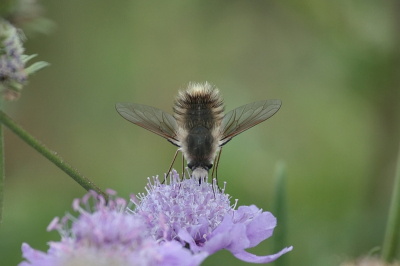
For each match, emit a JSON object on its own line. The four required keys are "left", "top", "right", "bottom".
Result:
{"left": 220, "top": 99, "right": 281, "bottom": 145}
{"left": 116, "top": 103, "right": 179, "bottom": 143}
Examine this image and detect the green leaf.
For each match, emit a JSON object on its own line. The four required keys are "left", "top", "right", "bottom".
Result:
{"left": 382, "top": 144, "right": 400, "bottom": 262}
{"left": 21, "top": 54, "right": 38, "bottom": 64}
{"left": 25, "top": 61, "right": 50, "bottom": 75}
{"left": 272, "top": 162, "right": 289, "bottom": 266}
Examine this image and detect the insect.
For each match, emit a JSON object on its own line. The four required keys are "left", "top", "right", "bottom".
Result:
{"left": 116, "top": 82, "right": 281, "bottom": 184}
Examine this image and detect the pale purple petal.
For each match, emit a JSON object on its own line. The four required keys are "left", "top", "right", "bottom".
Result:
{"left": 198, "top": 214, "right": 248, "bottom": 254}
{"left": 46, "top": 217, "right": 60, "bottom": 232}
{"left": 72, "top": 198, "right": 80, "bottom": 211}
{"left": 21, "top": 243, "right": 45, "bottom": 261}
{"left": 19, "top": 243, "right": 52, "bottom": 266}
{"left": 245, "top": 211, "right": 276, "bottom": 248}
{"left": 232, "top": 246, "right": 293, "bottom": 263}
{"left": 156, "top": 241, "right": 208, "bottom": 266}
{"left": 178, "top": 229, "right": 202, "bottom": 253}
{"left": 200, "top": 231, "right": 232, "bottom": 254}
{"left": 224, "top": 223, "right": 249, "bottom": 253}
{"left": 208, "top": 212, "right": 234, "bottom": 236}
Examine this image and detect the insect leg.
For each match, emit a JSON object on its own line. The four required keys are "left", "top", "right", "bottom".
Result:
{"left": 181, "top": 152, "right": 185, "bottom": 180}
{"left": 163, "top": 149, "right": 180, "bottom": 184}
{"left": 214, "top": 147, "right": 223, "bottom": 189}
{"left": 211, "top": 155, "right": 216, "bottom": 179}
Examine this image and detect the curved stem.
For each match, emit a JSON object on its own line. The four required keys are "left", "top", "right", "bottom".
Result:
{"left": 0, "top": 110, "right": 108, "bottom": 200}
{"left": 272, "top": 162, "right": 288, "bottom": 266}
{"left": 0, "top": 124, "right": 4, "bottom": 228}
{"left": 382, "top": 142, "right": 400, "bottom": 262}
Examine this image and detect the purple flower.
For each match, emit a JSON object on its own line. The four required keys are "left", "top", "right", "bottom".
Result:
{"left": 19, "top": 189, "right": 207, "bottom": 266}
{"left": 128, "top": 170, "right": 293, "bottom": 264}
{"left": 0, "top": 18, "right": 49, "bottom": 101}
{"left": 0, "top": 19, "right": 27, "bottom": 88}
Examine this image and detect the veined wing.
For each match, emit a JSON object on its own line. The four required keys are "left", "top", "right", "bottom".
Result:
{"left": 220, "top": 99, "right": 281, "bottom": 145}
{"left": 116, "top": 103, "right": 179, "bottom": 143}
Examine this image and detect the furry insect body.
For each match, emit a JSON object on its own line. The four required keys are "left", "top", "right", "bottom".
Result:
{"left": 173, "top": 83, "right": 224, "bottom": 177}
{"left": 116, "top": 82, "right": 282, "bottom": 181}
{"left": 174, "top": 83, "right": 224, "bottom": 129}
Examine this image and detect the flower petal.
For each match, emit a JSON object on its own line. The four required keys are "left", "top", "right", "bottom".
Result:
{"left": 157, "top": 241, "right": 208, "bottom": 266}
{"left": 201, "top": 214, "right": 250, "bottom": 255}
{"left": 209, "top": 212, "right": 234, "bottom": 236}
{"left": 225, "top": 223, "right": 250, "bottom": 253}
{"left": 19, "top": 243, "right": 50, "bottom": 266}
{"left": 201, "top": 231, "right": 232, "bottom": 254}
{"left": 246, "top": 211, "right": 276, "bottom": 248}
{"left": 178, "top": 229, "right": 202, "bottom": 253}
{"left": 232, "top": 246, "right": 293, "bottom": 264}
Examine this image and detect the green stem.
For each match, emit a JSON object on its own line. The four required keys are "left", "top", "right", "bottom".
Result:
{"left": 0, "top": 110, "right": 108, "bottom": 200}
{"left": 0, "top": 124, "right": 4, "bottom": 228}
{"left": 272, "top": 162, "right": 288, "bottom": 266}
{"left": 382, "top": 142, "right": 400, "bottom": 262}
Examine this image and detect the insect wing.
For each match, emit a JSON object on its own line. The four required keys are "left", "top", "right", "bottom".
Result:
{"left": 220, "top": 99, "right": 281, "bottom": 145}
{"left": 116, "top": 103, "right": 179, "bottom": 142}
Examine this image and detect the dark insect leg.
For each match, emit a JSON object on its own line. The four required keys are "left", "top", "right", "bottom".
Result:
{"left": 211, "top": 154, "right": 216, "bottom": 179}
{"left": 181, "top": 152, "right": 185, "bottom": 180}
{"left": 162, "top": 149, "right": 180, "bottom": 184}
{"left": 214, "top": 147, "right": 222, "bottom": 189}
{"left": 211, "top": 147, "right": 223, "bottom": 194}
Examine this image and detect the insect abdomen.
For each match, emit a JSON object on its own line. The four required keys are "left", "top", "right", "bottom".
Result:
{"left": 186, "top": 126, "right": 214, "bottom": 166}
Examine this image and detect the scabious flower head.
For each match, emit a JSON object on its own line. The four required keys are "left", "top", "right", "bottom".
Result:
{"left": 127, "top": 171, "right": 233, "bottom": 244}
{"left": 20, "top": 189, "right": 207, "bottom": 266}
{"left": 128, "top": 170, "right": 293, "bottom": 264}
{"left": 0, "top": 18, "right": 48, "bottom": 101}
{"left": 0, "top": 18, "right": 27, "bottom": 100}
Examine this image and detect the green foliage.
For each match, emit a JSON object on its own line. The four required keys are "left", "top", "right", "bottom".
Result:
{"left": 272, "top": 162, "right": 288, "bottom": 266}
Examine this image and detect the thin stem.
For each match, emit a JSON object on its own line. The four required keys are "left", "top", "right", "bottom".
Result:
{"left": 0, "top": 124, "right": 4, "bottom": 228}
{"left": 272, "top": 162, "right": 288, "bottom": 266}
{"left": 382, "top": 142, "right": 400, "bottom": 262}
{"left": 0, "top": 110, "right": 108, "bottom": 200}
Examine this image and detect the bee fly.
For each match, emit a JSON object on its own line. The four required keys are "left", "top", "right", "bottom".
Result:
{"left": 116, "top": 82, "right": 281, "bottom": 184}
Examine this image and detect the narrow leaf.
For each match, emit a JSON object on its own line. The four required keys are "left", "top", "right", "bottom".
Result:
{"left": 25, "top": 61, "right": 50, "bottom": 75}
{"left": 272, "top": 162, "right": 289, "bottom": 266}
{"left": 382, "top": 143, "right": 400, "bottom": 262}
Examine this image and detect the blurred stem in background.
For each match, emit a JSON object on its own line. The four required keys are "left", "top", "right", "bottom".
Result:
{"left": 273, "top": 162, "right": 288, "bottom": 266}
{"left": 0, "top": 124, "right": 4, "bottom": 228}
{"left": 0, "top": 110, "right": 108, "bottom": 200}
{"left": 275, "top": 0, "right": 400, "bottom": 253}
{"left": 381, "top": 143, "right": 400, "bottom": 262}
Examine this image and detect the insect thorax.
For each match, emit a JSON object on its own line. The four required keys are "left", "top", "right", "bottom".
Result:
{"left": 173, "top": 82, "right": 224, "bottom": 129}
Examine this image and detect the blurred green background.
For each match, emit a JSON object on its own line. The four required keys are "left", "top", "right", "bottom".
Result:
{"left": 1, "top": 1, "right": 400, "bottom": 265}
